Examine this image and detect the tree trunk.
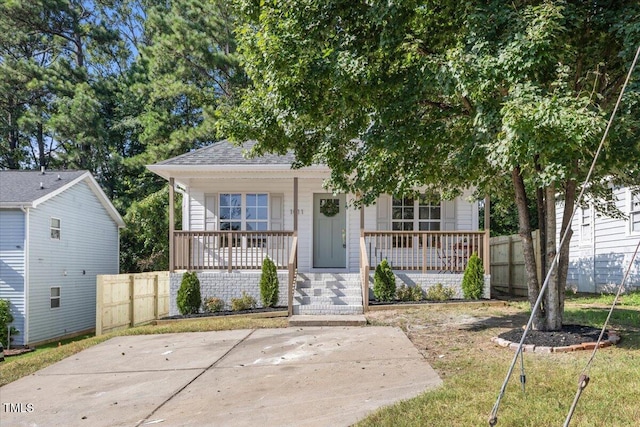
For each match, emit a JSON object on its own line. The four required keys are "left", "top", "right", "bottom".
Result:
{"left": 544, "top": 185, "right": 562, "bottom": 330}
{"left": 37, "top": 122, "right": 46, "bottom": 170}
{"left": 512, "top": 166, "right": 545, "bottom": 329}
{"left": 558, "top": 180, "right": 576, "bottom": 319}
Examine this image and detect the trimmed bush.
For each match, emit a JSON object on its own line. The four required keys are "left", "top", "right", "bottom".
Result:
{"left": 373, "top": 259, "right": 396, "bottom": 302}
{"left": 231, "top": 291, "right": 257, "bottom": 311}
{"left": 425, "top": 283, "right": 455, "bottom": 301}
{"left": 0, "top": 299, "right": 19, "bottom": 347}
{"left": 260, "top": 257, "right": 279, "bottom": 307}
{"left": 462, "top": 252, "right": 485, "bottom": 299}
{"left": 396, "top": 285, "right": 424, "bottom": 302}
{"left": 177, "top": 272, "right": 202, "bottom": 315}
{"left": 203, "top": 297, "right": 225, "bottom": 313}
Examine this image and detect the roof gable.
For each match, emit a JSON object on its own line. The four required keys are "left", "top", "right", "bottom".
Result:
{"left": 0, "top": 170, "right": 125, "bottom": 227}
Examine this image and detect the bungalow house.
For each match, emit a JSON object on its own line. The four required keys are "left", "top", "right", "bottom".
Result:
{"left": 147, "top": 140, "right": 491, "bottom": 316}
{"left": 563, "top": 186, "right": 640, "bottom": 293}
{"left": 0, "top": 170, "right": 124, "bottom": 346}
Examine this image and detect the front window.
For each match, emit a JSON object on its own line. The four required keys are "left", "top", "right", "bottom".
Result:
{"left": 392, "top": 195, "right": 441, "bottom": 247}
{"left": 219, "top": 193, "right": 269, "bottom": 246}
{"left": 51, "top": 218, "right": 61, "bottom": 240}
{"left": 631, "top": 190, "right": 640, "bottom": 233}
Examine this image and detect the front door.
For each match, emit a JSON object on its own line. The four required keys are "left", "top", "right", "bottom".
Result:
{"left": 313, "top": 193, "right": 347, "bottom": 268}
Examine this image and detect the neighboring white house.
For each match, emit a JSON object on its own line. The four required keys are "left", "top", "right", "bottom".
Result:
{"left": 148, "top": 140, "right": 490, "bottom": 316}
{"left": 561, "top": 186, "right": 639, "bottom": 293}
{"left": 0, "top": 170, "right": 125, "bottom": 345}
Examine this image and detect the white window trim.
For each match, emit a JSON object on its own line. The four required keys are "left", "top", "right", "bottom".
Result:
{"left": 50, "top": 286, "right": 61, "bottom": 310}
{"left": 50, "top": 217, "right": 61, "bottom": 240}
{"left": 391, "top": 196, "right": 442, "bottom": 231}
{"left": 629, "top": 188, "right": 640, "bottom": 235}
{"left": 579, "top": 204, "right": 593, "bottom": 245}
{"left": 218, "top": 193, "right": 270, "bottom": 231}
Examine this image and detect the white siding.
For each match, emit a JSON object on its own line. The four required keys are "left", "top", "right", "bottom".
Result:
{"left": 0, "top": 209, "right": 26, "bottom": 345}
{"left": 27, "top": 181, "right": 120, "bottom": 344}
{"left": 560, "top": 187, "right": 640, "bottom": 292}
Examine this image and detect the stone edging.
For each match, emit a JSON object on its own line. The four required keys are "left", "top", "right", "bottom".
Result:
{"left": 490, "top": 331, "right": 620, "bottom": 354}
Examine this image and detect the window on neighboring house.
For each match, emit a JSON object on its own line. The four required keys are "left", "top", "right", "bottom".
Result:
{"left": 50, "top": 287, "right": 61, "bottom": 309}
{"left": 391, "top": 195, "right": 441, "bottom": 247}
{"left": 580, "top": 205, "right": 592, "bottom": 243}
{"left": 51, "top": 218, "right": 61, "bottom": 240}
{"left": 219, "top": 193, "right": 269, "bottom": 246}
{"left": 631, "top": 190, "right": 640, "bottom": 233}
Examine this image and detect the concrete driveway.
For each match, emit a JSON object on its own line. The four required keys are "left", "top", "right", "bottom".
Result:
{"left": 1, "top": 326, "right": 442, "bottom": 427}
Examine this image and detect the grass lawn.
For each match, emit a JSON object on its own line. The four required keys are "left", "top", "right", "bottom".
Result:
{"left": 358, "top": 292, "right": 640, "bottom": 426}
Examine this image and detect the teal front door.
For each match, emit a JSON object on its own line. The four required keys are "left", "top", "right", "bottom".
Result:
{"left": 313, "top": 193, "right": 347, "bottom": 268}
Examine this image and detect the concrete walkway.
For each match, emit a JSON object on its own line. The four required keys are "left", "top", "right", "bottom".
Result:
{"left": 1, "top": 327, "right": 442, "bottom": 427}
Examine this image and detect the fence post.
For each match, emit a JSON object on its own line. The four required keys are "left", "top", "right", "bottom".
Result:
{"left": 507, "top": 236, "right": 513, "bottom": 295}
{"left": 129, "top": 274, "right": 135, "bottom": 327}
{"left": 96, "top": 276, "right": 104, "bottom": 336}
{"left": 154, "top": 273, "right": 159, "bottom": 320}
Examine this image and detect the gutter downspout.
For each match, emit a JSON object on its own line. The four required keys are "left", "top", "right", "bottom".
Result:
{"left": 20, "top": 206, "right": 30, "bottom": 345}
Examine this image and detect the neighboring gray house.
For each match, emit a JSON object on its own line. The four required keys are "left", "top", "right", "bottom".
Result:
{"left": 562, "top": 186, "right": 640, "bottom": 293}
{"left": 0, "top": 170, "right": 124, "bottom": 346}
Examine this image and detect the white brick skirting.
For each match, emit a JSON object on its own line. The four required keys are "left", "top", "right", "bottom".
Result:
{"left": 169, "top": 271, "right": 290, "bottom": 316}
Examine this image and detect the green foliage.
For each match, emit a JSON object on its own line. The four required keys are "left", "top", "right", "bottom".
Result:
{"left": 373, "top": 260, "right": 396, "bottom": 302}
{"left": 396, "top": 285, "right": 424, "bottom": 302}
{"left": 203, "top": 297, "right": 225, "bottom": 313}
{"left": 462, "top": 253, "right": 485, "bottom": 300}
{"left": 120, "top": 187, "right": 182, "bottom": 273}
{"left": 231, "top": 292, "right": 257, "bottom": 311}
{"left": 259, "top": 257, "right": 279, "bottom": 308}
{"left": 425, "top": 283, "right": 456, "bottom": 301}
{"left": 0, "top": 299, "right": 19, "bottom": 347}
{"left": 177, "top": 272, "right": 202, "bottom": 315}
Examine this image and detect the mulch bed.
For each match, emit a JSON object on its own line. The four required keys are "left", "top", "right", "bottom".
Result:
{"left": 499, "top": 325, "right": 605, "bottom": 347}
{"left": 162, "top": 306, "right": 286, "bottom": 320}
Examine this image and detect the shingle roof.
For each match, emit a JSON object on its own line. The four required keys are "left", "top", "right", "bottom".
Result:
{"left": 0, "top": 170, "right": 87, "bottom": 204}
{"left": 154, "top": 140, "right": 296, "bottom": 166}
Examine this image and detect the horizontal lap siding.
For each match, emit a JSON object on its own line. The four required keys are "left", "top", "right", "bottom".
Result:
{"left": 561, "top": 188, "right": 640, "bottom": 292}
{"left": 0, "top": 210, "right": 26, "bottom": 345}
{"left": 27, "top": 181, "right": 120, "bottom": 344}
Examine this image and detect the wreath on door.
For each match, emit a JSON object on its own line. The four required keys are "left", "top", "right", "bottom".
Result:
{"left": 320, "top": 199, "right": 339, "bottom": 217}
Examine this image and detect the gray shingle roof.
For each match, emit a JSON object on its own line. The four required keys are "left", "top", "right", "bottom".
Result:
{"left": 154, "top": 140, "right": 296, "bottom": 166}
{"left": 0, "top": 170, "right": 87, "bottom": 204}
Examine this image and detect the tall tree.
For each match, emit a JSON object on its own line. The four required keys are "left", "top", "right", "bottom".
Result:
{"left": 227, "top": 0, "right": 640, "bottom": 330}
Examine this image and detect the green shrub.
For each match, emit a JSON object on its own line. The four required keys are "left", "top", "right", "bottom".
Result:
{"left": 0, "top": 299, "right": 19, "bottom": 347}
{"left": 260, "top": 257, "right": 279, "bottom": 307}
{"left": 425, "top": 283, "right": 456, "bottom": 301}
{"left": 462, "top": 252, "right": 485, "bottom": 299}
{"left": 231, "top": 291, "right": 257, "bottom": 311}
{"left": 203, "top": 297, "right": 225, "bottom": 313}
{"left": 373, "top": 259, "right": 396, "bottom": 302}
{"left": 396, "top": 285, "right": 424, "bottom": 302}
{"left": 177, "top": 272, "right": 202, "bottom": 315}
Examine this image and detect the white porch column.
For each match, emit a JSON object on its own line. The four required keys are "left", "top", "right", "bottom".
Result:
{"left": 169, "top": 177, "right": 175, "bottom": 273}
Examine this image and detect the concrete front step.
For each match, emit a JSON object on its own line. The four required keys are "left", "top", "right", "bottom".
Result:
{"left": 293, "top": 305, "right": 363, "bottom": 315}
{"left": 288, "top": 315, "right": 367, "bottom": 327}
{"left": 294, "top": 296, "right": 363, "bottom": 305}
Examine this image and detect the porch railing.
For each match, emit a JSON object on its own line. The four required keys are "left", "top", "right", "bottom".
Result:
{"left": 363, "top": 231, "right": 489, "bottom": 273}
{"left": 287, "top": 234, "right": 298, "bottom": 316}
{"left": 173, "top": 231, "right": 295, "bottom": 272}
{"left": 360, "top": 235, "right": 370, "bottom": 312}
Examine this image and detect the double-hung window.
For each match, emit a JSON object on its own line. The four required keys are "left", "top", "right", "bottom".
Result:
{"left": 51, "top": 218, "right": 61, "bottom": 240}
{"left": 580, "top": 205, "right": 592, "bottom": 244}
{"left": 50, "top": 287, "right": 61, "bottom": 309}
{"left": 219, "top": 193, "right": 268, "bottom": 246}
{"left": 631, "top": 190, "right": 640, "bottom": 234}
{"left": 391, "top": 195, "right": 441, "bottom": 247}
